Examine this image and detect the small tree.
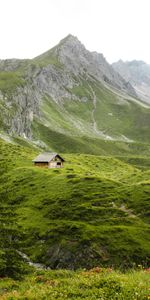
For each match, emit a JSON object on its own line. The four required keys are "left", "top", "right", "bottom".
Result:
{"left": 0, "top": 202, "right": 27, "bottom": 279}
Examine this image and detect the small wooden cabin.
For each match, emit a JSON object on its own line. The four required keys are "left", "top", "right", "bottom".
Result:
{"left": 32, "top": 153, "right": 64, "bottom": 168}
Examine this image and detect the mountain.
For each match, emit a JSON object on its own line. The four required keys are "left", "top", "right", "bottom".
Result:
{"left": 34, "top": 34, "right": 136, "bottom": 95}
{"left": 112, "top": 60, "right": 150, "bottom": 104}
{"left": 0, "top": 36, "right": 150, "bottom": 272}
{"left": 0, "top": 34, "right": 149, "bottom": 153}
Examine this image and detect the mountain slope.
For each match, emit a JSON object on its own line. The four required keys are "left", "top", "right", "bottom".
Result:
{"left": 0, "top": 138, "right": 149, "bottom": 269}
{"left": 0, "top": 35, "right": 149, "bottom": 152}
{"left": 112, "top": 60, "right": 150, "bottom": 104}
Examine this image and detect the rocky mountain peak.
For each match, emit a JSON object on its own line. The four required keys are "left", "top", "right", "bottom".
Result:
{"left": 32, "top": 34, "right": 137, "bottom": 98}
{"left": 59, "top": 34, "right": 82, "bottom": 46}
{"left": 57, "top": 34, "right": 88, "bottom": 66}
{"left": 52, "top": 35, "right": 136, "bottom": 97}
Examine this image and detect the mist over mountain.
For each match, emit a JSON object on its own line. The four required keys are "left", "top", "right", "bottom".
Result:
{"left": 112, "top": 59, "right": 150, "bottom": 104}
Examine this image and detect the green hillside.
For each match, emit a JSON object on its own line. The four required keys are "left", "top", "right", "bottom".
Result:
{"left": 0, "top": 36, "right": 150, "bottom": 281}
{"left": 0, "top": 139, "right": 149, "bottom": 270}
{"left": 33, "top": 78, "right": 150, "bottom": 144}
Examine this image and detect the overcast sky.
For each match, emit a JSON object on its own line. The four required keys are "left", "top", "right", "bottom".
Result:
{"left": 0, "top": 0, "right": 150, "bottom": 63}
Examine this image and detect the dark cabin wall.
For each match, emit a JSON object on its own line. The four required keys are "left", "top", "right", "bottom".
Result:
{"left": 34, "top": 162, "right": 48, "bottom": 167}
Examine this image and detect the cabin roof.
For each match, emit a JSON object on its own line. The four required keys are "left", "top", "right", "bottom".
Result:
{"left": 32, "top": 152, "right": 64, "bottom": 163}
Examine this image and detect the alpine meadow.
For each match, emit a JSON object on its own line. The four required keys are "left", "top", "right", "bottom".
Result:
{"left": 0, "top": 35, "right": 150, "bottom": 299}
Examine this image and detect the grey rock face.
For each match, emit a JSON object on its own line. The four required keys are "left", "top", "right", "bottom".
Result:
{"left": 32, "top": 64, "right": 78, "bottom": 103}
{"left": 56, "top": 35, "right": 136, "bottom": 97}
{"left": 5, "top": 85, "right": 40, "bottom": 138}
{"left": 0, "top": 60, "right": 79, "bottom": 137}
{"left": 0, "top": 59, "right": 28, "bottom": 72}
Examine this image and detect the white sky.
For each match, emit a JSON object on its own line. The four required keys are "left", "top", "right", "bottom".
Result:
{"left": 0, "top": 0, "right": 150, "bottom": 63}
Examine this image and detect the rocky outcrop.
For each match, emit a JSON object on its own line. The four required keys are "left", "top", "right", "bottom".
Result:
{"left": 31, "top": 64, "right": 78, "bottom": 103}
{"left": 8, "top": 86, "right": 39, "bottom": 137}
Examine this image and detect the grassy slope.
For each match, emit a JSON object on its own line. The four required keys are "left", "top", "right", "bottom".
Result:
{"left": 29, "top": 75, "right": 150, "bottom": 159}
{"left": 0, "top": 139, "right": 149, "bottom": 269}
{"left": 36, "top": 76, "right": 150, "bottom": 143}
{"left": 93, "top": 81, "right": 150, "bottom": 142}
{"left": 32, "top": 118, "right": 150, "bottom": 156}
{"left": 0, "top": 72, "right": 24, "bottom": 94}
{"left": 0, "top": 269, "right": 149, "bottom": 299}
